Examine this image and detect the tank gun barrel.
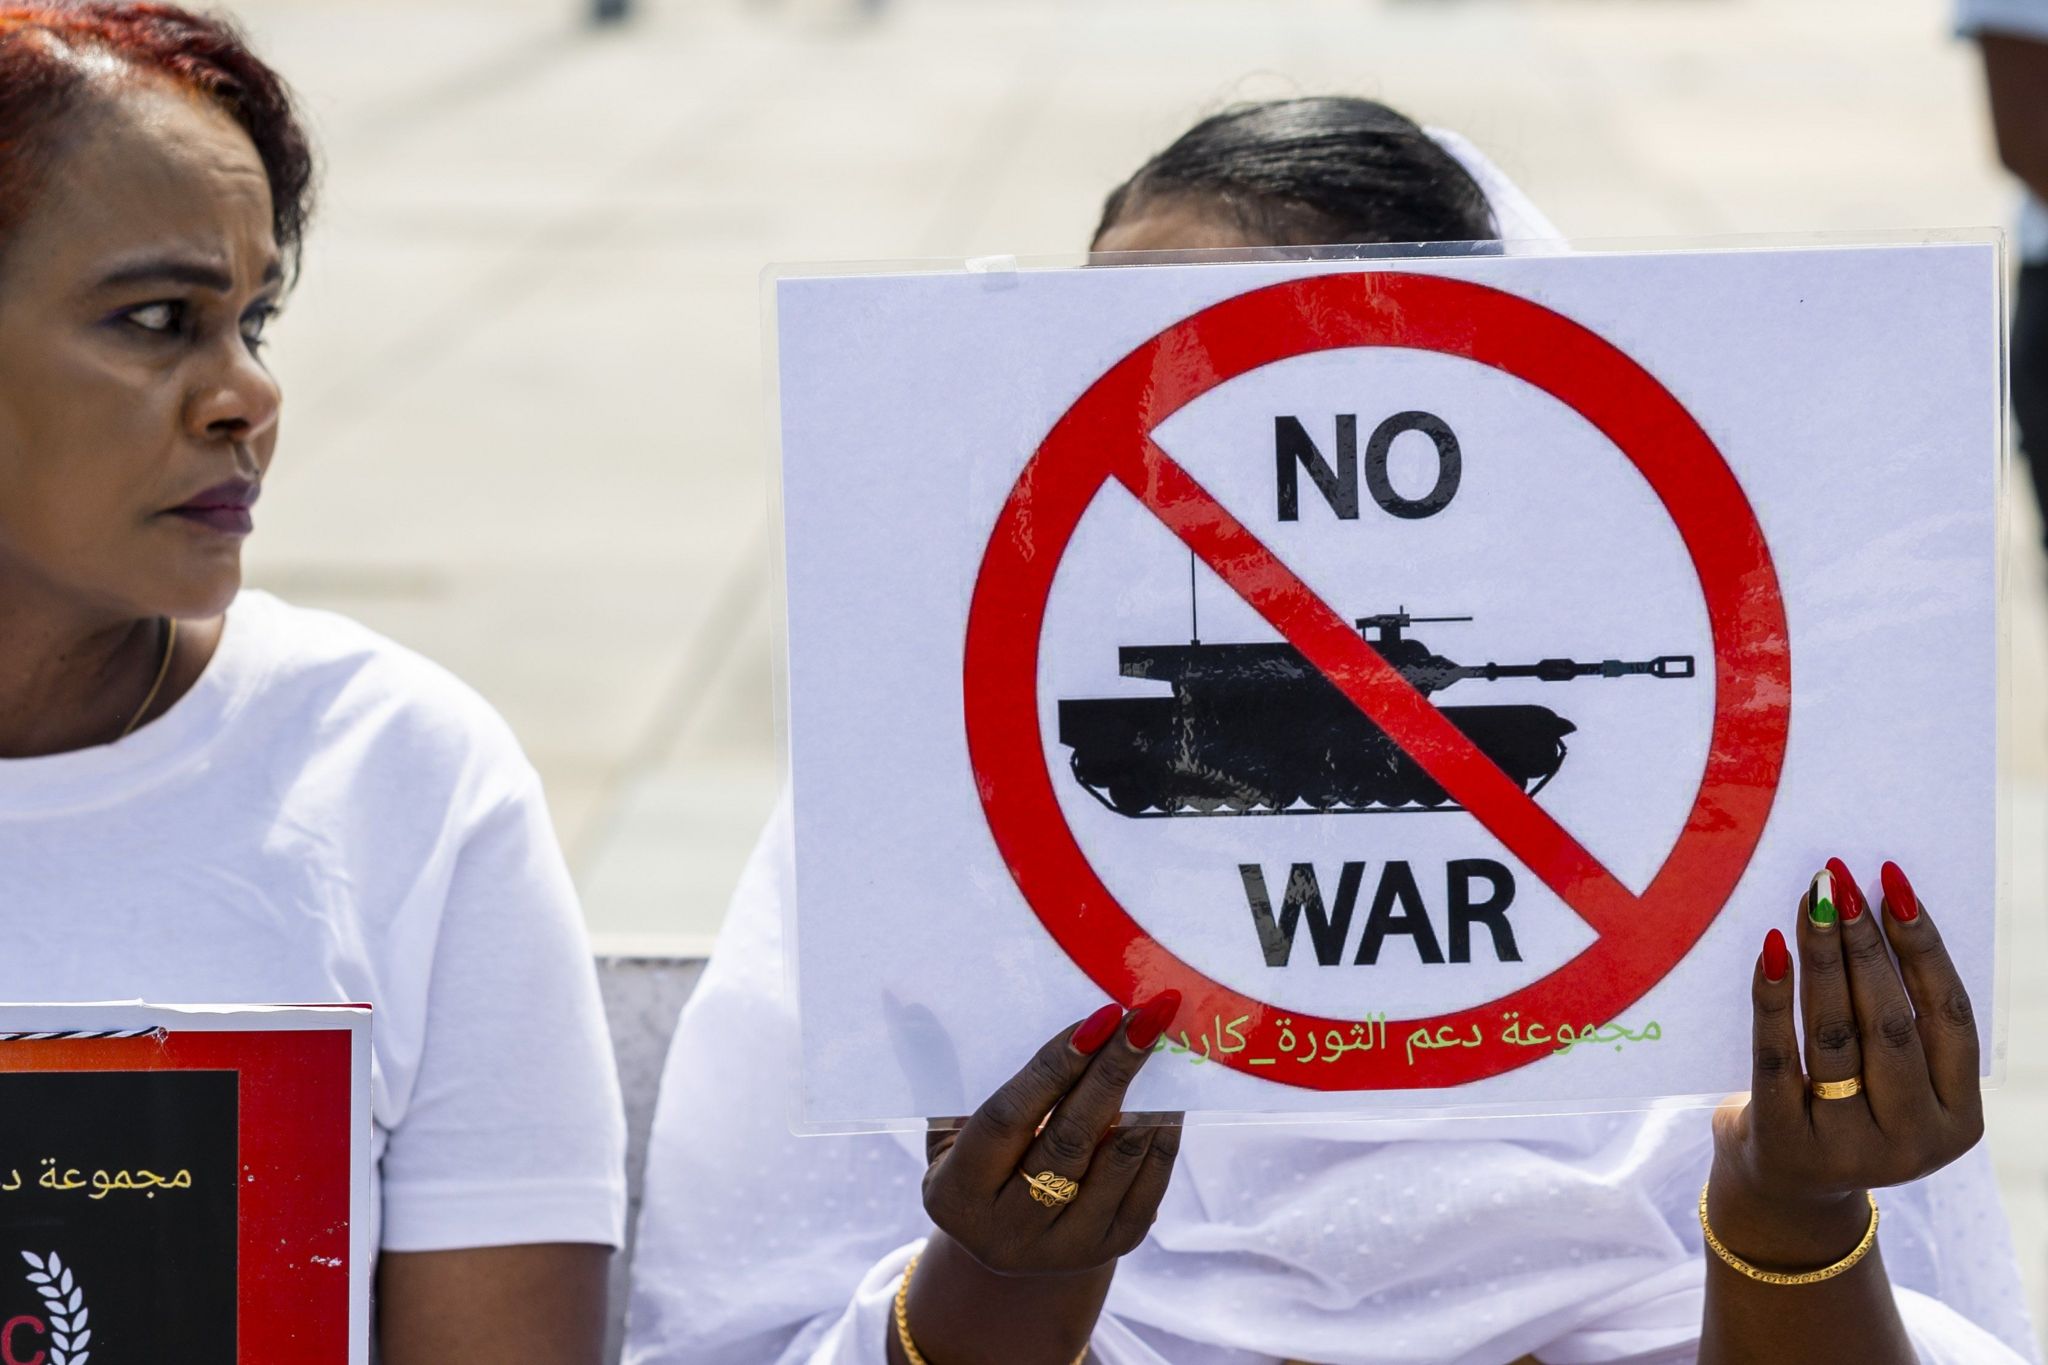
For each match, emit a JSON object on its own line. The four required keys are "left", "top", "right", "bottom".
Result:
{"left": 1449, "top": 655, "right": 1695, "bottom": 684}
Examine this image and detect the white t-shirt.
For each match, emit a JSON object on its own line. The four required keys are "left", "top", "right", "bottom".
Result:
{"left": 1959, "top": 0, "right": 2048, "bottom": 263}
{"left": 0, "top": 589, "right": 626, "bottom": 1254}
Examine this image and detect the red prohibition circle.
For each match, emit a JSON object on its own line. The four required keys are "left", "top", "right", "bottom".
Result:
{"left": 963, "top": 271, "right": 1791, "bottom": 1089}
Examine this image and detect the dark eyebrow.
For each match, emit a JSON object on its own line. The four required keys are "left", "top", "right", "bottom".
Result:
{"left": 93, "top": 256, "right": 284, "bottom": 293}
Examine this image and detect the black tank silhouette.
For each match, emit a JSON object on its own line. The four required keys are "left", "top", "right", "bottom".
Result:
{"left": 1057, "top": 610, "right": 1695, "bottom": 816}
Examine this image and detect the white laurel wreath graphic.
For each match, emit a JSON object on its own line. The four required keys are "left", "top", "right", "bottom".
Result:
{"left": 20, "top": 1251, "right": 89, "bottom": 1365}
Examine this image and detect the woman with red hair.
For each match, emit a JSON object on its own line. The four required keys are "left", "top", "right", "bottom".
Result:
{"left": 0, "top": 7, "right": 624, "bottom": 1360}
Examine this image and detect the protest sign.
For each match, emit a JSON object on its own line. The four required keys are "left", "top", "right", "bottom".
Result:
{"left": 0, "top": 1004, "right": 370, "bottom": 1363}
{"left": 771, "top": 239, "right": 2004, "bottom": 1128}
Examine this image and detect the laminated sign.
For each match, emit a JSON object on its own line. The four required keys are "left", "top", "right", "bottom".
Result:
{"left": 772, "top": 240, "right": 2003, "bottom": 1128}
{"left": 0, "top": 1005, "right": 371, "bottom": 1363}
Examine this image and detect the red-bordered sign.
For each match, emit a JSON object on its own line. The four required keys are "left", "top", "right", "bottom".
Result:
{"left": 963, "top": 270, "right": 1791, "bottom": 1089}
{"left": 0, "top": 1026, "right": 357, "bottom": 1357}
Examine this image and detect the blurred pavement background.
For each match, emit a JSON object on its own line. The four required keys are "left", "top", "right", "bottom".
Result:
{"left": 224, "top": 0, "right": 2048, "bottom": 1344}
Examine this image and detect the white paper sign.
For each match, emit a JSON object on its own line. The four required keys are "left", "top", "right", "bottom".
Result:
{"left": 773, "top": 241, "right": 2003, "bottom": 1128}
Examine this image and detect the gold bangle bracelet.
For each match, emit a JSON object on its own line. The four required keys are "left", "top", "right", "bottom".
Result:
{"left": 895, "top": 1250, "right": 1089, "bottom": 1365}
{"left": 1697, "top": 1182, "right": 1879, "bottom": 1286}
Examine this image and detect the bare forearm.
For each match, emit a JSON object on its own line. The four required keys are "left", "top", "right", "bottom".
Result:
{"left": 1983, "top": 36, "right": 2048, "bottom": 204}
{"left": 1698, "top": 1177, "right": 1912, "bottom": 1365}
{"left": 1704, "top": 862, "right": 1985, "bottom": 1365}
{"left": 888, "top": 1230, "right": 1111, "bottom": 1365}
{"left": 895, "top": 1000, "right": 1181, "bottom": 1363}
{"left": 377, "top": 1244, "right": 611, "bottom": 1365}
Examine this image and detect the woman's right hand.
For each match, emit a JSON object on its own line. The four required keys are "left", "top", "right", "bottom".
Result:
{"left": 892, "top": 993, "right": 1184, "bottom": 1365}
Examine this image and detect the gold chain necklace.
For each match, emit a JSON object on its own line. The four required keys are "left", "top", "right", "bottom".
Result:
{"left": 116, "top": 616, "right": 178, "bottom": 742}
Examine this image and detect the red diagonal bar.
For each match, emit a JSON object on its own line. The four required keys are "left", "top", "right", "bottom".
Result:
{"left": 1112, "top": 435, "right": 1643, "bottom": 939}
{"left": 963, "top": 269, "right": 1790, "bottom": 1091}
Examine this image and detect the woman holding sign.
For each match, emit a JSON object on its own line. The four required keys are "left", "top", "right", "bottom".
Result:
{"left": 0, "top": 6, "right": 624, "bottom": 1360}
{"left": 626, "top": 101, "right": 2034, "bottom": 1365}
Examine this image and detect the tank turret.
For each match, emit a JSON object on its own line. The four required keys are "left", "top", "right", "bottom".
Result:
{"left": 1057, "top": 609, "right": 1695, "bottom": 816}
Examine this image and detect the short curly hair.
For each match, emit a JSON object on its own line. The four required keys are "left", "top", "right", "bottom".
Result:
{"left": 0, "top": 3, "right": 316, "bottom": 280}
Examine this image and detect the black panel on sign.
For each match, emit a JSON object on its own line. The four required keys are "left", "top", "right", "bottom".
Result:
{"left": 0, "top": 1069, "right": 238, "bottom": 1361}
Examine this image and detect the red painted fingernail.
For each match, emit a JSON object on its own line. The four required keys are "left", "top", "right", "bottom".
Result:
{"left": 1827, "top": 857, "right": 1865, "bottom": 921}
{"left": 1881, "top": 861, "right": 1921, "bottom": 922}
{"left": 1763, "top": 928, "right": 1790, "bottom": 982}
{"left": 1071, "top": 1003, "right": 1124, "bottom": 1054}
{"left": 1124, "top": 991, "right": 1182, "bottom": 1050}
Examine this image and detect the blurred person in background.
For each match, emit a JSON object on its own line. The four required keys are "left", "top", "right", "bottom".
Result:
{"left": 624, "top": 100, "right": 2036, "bottom": 1365}
{"left": 1962, "top": 0, "right": 2048, "bottom": 556}
{"left": 0, "top": 6, "right": 625, "bottom": 1360}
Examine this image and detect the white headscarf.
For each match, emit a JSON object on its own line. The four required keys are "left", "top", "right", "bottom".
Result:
{"left": 1425, "top": 127, "right": 1565, "bottom": 247}
{"left": 622, "top": 134, "right": 2039, "bottom": 1365}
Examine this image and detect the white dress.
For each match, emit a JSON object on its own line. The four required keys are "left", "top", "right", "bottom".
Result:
{"left": 623, "top": 802, "right": 2037, "bottom": 1365}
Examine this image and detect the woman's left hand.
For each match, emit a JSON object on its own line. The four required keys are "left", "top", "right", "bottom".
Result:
{"left": 1708, "top": 857, "right": 1985, "bottom": 1266}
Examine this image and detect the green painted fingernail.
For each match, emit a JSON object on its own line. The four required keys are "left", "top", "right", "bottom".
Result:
{"left": 1809, "top": 869, "right": 1839, "bottom": 927}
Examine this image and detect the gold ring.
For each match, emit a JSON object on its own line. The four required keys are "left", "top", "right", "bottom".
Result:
{"left": 1020, "top": 1169, "right": 1080, "bottom": 1207}
{"left": 1810, "top": 1075, "right": 1864, "bottom": 1100}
